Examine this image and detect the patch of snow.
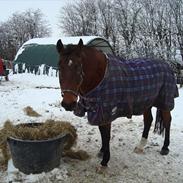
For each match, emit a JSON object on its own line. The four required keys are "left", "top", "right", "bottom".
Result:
{"left": 175, "top": 50, "right": 183, "bottom": 65}
{"left": 0, "top": 73, "right": 183, "bottom": 183}
{"left": 14, "top": 46, "right": 25, "bottom": 60}
{"left": 22, "top": 36, "right": 101, "bottom": 46}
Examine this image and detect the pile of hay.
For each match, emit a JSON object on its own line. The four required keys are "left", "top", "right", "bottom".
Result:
{"left": 0, "top": 119, "right": 90, "bottom": 170}
{"left": 23, "top": 106, "right": 41, "bottom": 117}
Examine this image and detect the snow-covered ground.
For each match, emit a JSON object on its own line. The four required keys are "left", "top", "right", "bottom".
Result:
{"left": 0, "top": 73, "right": 183, "bottom": 183}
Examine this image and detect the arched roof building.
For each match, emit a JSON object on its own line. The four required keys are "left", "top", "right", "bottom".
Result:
{"left": 14, "top": 36, "right": 114, "bottom": 73}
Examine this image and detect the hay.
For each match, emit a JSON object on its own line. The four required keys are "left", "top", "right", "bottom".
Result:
{"left": 63, "top": 150, "right": 90, "bottom": 161}
{"left": 0, "top": 119, "right": 90, "bottom": 171}
{"left": 7, "top": 119, "right": 77, "bottom": 142}
{"left": 0, "top": 120, "right": 12, "bottom": 168}
{"left": 23, "top": 106, "right": 41, "bottom": 117}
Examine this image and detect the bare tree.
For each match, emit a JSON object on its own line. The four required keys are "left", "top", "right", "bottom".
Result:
{"left": 0, "top": 9, "right": 51, "bottom": 60}
{"left": 169, "top": 0, "right": 183, "bottom": 61}
{"left": 0, "top": 22, "right": 17, "bottom": 60}
{"left": 58, "top": 0, "right": 98, "bottom": 36}
{"left": 24, "top": 9, "right": 51, "bottom": 39}
{"left": 134, "top": 0, "right": 176, "bottom": 60}
{"left": 9, "top": 9, "right": 50, "bottom": 46}
{"left": 58, "top": 0, "right": 183, "bottom": 64}
{"left": 97, "top": 0, "right": 119, "bottom": 53}
{"left": 114, "top": 0, "right": 141, "bottom": 58}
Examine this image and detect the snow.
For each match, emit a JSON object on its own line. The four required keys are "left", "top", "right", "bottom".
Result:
{"left": 0, "top": 73, "right": 183, "bottom": 183}
{"left": 14, "top": 46, "right": 25, "bottom": 60}
{"left": 175, "top": 50, "right": 183, "bottom": 66}
{"left": 22, "top": 36, "right": 102, "bottom": 46}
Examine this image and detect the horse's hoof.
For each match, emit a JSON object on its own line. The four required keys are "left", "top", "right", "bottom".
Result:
{"left": 96, "top": 165, "right": 108, "bottom": 174}
{"left": 134, "top": 147, "right": 144, "bottom": 154}
{"left": 160, "top": 147, "right": 169, "bottom": 155}
{"left": 97, "top": 151, "right": 103, "bottom": 158}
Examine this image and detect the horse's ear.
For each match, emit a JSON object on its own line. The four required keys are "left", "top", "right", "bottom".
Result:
{"left": 56, "top": 39, "right": 64, "bottom": 53}
{"left": 78, "top": 39, "right": 83, "bottom": 47}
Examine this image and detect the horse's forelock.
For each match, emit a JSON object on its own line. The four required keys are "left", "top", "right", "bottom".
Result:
{"left": 63, "top": 44, "right": 79, "bottom": 56}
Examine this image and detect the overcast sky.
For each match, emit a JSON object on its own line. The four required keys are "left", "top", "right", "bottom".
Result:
{"left": 0, "top": 0, "right": 75, "bottom": 37}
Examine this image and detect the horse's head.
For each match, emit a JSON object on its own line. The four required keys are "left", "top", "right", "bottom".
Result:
{"left": 56, "top": 39, "right": 84, "bottom": 111}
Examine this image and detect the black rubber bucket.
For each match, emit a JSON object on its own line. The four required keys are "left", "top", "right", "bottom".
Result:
{"left": 7, "top": 123, "right": 68, "bottom": 174}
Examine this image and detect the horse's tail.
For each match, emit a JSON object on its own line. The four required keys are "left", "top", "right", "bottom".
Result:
{"left": 153, "top": 108, "right": 165, "bottom": 135}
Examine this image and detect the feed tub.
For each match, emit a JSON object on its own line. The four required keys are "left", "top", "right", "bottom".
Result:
{"left": 7, "top": 123, "right": 68, "bottom": 174}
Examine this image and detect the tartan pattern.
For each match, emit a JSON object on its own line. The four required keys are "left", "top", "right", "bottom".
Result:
{"left": 76, "top": 55, "right": 179, "bottom": 125}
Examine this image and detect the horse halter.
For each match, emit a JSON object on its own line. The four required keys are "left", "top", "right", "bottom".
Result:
{"left": 61, "top": 62, "right": 84, "bottom": 98}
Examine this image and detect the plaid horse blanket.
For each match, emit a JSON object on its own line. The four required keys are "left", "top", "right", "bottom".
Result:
{"left": 74, "top": 55, "right": 179, "bottom": 126}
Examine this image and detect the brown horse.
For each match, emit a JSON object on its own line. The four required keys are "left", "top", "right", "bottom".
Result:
{"left": 56, "top": 39, "right": 178, "bottom": 172}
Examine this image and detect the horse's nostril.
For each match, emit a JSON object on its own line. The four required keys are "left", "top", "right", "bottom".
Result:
{"left": 61, "top": 101, "right": 67, "bottom": 109}
{"left": 61, "top": 101, "right": 76, "bottom": 111}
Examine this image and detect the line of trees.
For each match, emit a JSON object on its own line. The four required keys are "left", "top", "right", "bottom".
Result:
{"left": 0, "top": 9, "right": 51, "bottom": 60}
{"left": 58, "top": 0, "right": 183, "bottom": 64}
{"left": 1, "top": 1, "right": 183, "bottom": 67}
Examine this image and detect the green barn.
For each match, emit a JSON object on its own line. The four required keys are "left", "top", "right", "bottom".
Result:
{"left": 14, "top": 36, "right": 114, "bottom": 75}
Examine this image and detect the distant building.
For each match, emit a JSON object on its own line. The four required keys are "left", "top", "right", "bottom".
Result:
{"left": 14, "top": 36, "right": 114, "bottom": 75}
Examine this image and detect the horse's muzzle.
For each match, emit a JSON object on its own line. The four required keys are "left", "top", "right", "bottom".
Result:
{"left": 61, "top": 101, "right": 77, "bottom": 111}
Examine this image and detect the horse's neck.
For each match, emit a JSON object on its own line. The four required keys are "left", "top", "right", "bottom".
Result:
{"left": 80, "top": 48, "right": 107, "bottom": 95}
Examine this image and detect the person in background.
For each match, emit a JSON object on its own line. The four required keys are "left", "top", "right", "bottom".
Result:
{"left": 0, "top": 57, "right": 4, "bottom": 76}
{"left": 0, "top": 57, "right": 9, "bottom": 81}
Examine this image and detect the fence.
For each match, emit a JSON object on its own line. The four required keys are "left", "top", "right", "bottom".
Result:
{"left": 13, "top": 63, "right": 59, "bottom": 77}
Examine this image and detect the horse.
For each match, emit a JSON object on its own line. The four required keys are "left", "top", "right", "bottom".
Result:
{"left": 56, "top": 39, "right": 179, "bottom": 172}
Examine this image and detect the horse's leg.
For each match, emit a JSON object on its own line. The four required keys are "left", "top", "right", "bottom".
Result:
{"left": 98, "top": 124, "right": 107, "bottom": 158}
{"left": 134, "top": 108, "right": 153, "bottom": 153}
{"left": 160, "top": 110, "right": 171, "bottom": 155}
{"left": 97, "top": 123, "right": 111, "bottom": 170}
{"left": 98, "top": 125, "right": 104, "bottom": 158}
